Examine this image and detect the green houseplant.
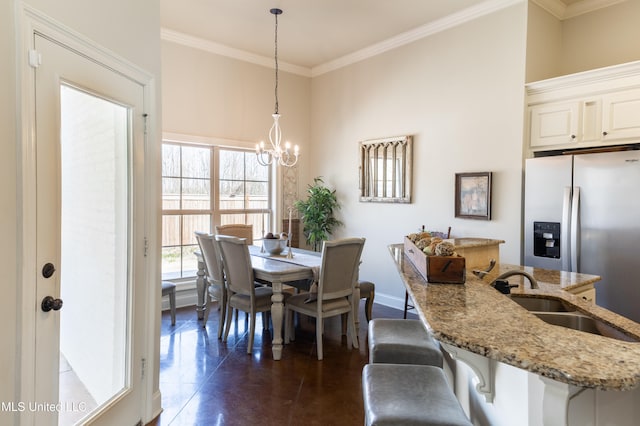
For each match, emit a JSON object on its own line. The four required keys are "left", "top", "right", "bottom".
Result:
{"left": 294, "top": 177, "right": 343, "bottom": 252}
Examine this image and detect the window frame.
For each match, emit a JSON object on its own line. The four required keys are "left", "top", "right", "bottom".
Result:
{"left": 213, "top": 146, "right": 273, "bottom": 236}
{"left": 161, "top": 139, "right": 273, "bottom": 280}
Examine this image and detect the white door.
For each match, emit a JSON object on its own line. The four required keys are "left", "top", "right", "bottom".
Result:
{"left": 33, "top": 33, "right": 146, "bottom": 425}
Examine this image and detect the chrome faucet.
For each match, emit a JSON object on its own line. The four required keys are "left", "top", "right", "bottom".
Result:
{"left": 490, "top": 270, "right": 539, "bottom": 290}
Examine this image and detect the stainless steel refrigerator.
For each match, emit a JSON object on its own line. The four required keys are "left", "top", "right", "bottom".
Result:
{"left": 524, "top": 150, "right": 640, "bottom": 323}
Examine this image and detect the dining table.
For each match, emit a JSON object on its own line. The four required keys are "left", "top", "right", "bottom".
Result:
{"left": 195, "top": 244, "right": 359, "bottom": 360}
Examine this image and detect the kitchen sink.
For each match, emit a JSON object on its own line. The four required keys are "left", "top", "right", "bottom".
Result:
{"left": 510, "top": 295, "right": 573, "bottom": 312}
{"left": 509, "top": 295, "right": 639, "bottom": 342}
{"left": 534, "top": 312, "right": 600, "bottom": 334}
{"left": 534, "top": 312, "right": 639, "bottom": 342}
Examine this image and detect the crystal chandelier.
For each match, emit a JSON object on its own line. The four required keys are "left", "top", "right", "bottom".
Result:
{"left": 256, "top": 8, "right": 299, "bottom": 167}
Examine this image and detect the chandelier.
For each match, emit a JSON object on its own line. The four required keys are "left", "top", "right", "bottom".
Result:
{"left": 256, "top": 8, "right": 299, "bottom": 167}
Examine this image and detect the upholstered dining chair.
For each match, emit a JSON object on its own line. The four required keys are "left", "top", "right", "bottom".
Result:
{"left": 215, "top": 235, "right": 275, "bottom": 354}
{"left": 195, "top": 231, "right": 227, "bottom": 339}
{"left": 341, "top": 280, "right": 375, "bottom": 335}
{"left": 215, "top": 224, "right": 253, "bottom": 244}
{"left": 285, "top": 237, "right": 366, "bottom": 360}
{"left": 161, "top": 280, "right": 176, "bottom": 326}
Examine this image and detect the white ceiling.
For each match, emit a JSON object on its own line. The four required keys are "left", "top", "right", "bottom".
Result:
{"left": 160, "top": 0, "right": 622, "bottom": 74}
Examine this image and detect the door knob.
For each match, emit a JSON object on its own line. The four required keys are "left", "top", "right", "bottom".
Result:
{"left": 41, "top": 296, "right": 63, "bottom": 312}
{"left": 42, "top": 262, "right": 56, "bottom": 278}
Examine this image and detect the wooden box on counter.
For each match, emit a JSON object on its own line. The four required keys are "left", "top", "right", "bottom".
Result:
{"left": 403, "top": 237, "right": 466, "bottom": 284}
{"left": 427, "top": 256, "right": 466, "bottom": 284}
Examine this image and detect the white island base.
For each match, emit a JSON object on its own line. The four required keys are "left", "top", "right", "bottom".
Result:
{"left": 442, "top": 344, "right": 639, "bottom": 426}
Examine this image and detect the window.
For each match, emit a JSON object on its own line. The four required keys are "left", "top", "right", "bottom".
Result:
{"left": 161, "top": 142, "right": 271, "bottom": 279}
{"left": 217, "top": 149, "right": 271, "bottom": 235}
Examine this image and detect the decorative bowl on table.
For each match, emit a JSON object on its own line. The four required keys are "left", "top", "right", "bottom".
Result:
{"left": 263, "top": 238, "right": 287, "bottom": 255}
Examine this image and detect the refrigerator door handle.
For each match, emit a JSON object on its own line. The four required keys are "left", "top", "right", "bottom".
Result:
{"left": 561, "top": 186, "right": 571, "bottom": 271}
{"left": 570, "top": 186, "right": 581, "bottom": 272}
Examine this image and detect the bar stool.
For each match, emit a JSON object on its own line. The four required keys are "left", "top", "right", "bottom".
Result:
{"left": 368, "top": 318, "right": 442, "bottom": 366}
{"left": 362, "top": 363, "right": 472, "bottom": 426}
{"left": 161, "top": 280, "right": 177, "bottom": 326}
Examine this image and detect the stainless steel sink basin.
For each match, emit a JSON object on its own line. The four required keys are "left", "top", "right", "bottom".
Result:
{"left": 510, "top": 295, "right": 572, "bottom": 312}
{"left": 535, "top": 312, "right": 599, "bottom": 333}
{"left": 509, "top": 295, "right": 639, "bottom": 342}
{"left": 534, "top": 312, "right": 639, "bottom": 342}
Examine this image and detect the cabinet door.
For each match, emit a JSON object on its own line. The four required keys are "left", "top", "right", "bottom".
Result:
{"left": 529, "top": 101, "right": 579, "bottom": 148}
{"left": 602, "top": 88, "right": 640, "bottom": 141}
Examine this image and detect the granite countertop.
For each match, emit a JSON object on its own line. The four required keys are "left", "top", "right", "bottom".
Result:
{"left": 389, "top": 244, "right": 640, "bottom": 391}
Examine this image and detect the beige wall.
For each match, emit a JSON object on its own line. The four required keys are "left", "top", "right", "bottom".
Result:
{"left": 526, "top": 1, "right": 563, "bottom": 82}
{"left": 310, "top": 3, "right": 528, "bottom": 306}
{"left": 22, "top": 0, "right": 161, "bottom": 74}
{"left": 1, "top": 0, "right": 161, "bottom": 423}
{"left": 527, "top": 0, "right": 640, "bottom": 83}
{"left": 561, "top": 0, "right": 640, "bottom": 75}
{"left": 162, "top": 42, "right": 311, "bottom": 156}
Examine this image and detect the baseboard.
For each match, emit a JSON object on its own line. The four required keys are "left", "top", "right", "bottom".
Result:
{"left": 162, "top": 284, "right": 406, "bottom": 314}
{"left": 144, "top": 389, "right": 163, "bottom": 425}
{"left": 374, "top": 293, "right": 405, "bottom": 311}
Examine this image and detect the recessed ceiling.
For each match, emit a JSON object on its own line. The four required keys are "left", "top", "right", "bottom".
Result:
{"left": 161, "top": 0, "right": 621, "bottom": 74}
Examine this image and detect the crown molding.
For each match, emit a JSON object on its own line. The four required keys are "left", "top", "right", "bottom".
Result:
{"left": 531, "top": 0, "right": 627, "bottom": 20}
{"left": 526, "top": 59, "right": 640, "bottom": 99}
{"left": 161, "top": 28, "right": 312, "bottom": 77}
{"left": 312, "top": 0, "right": 523, "bottom": 77}
{"left": 162, "top": 0, "right": 523, "bottom": 79}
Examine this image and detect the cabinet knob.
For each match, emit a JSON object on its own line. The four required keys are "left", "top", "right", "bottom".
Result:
{"left": 570, "top": 134, "right": 576, "bottom": 139}
{"left": 603, "top": 131, "right": 608, "bottom": 136}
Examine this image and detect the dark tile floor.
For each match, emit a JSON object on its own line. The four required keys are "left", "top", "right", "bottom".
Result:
{"left": 151, "top": 300, "right": 414, "bottom": 426}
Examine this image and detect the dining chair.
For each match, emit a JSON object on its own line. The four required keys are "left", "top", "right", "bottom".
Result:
{"left": 215, "top": 224, "right": 253, "bottom": 244}
{"left": 195, "top": 231, "right": 227, "bottom": 339}
{"left": 161, "top": 280, "right": 176, "bottom": 326}
{"left": 215, "top": 235, "right": 274, "bottom": 354}
{"left": 341, "top": 280, "right": 375, "bottom": 335}
{"left": 285, "top": 237, "right": 366, "bottom": 360}
{"left": 404, "top": 227, "right": 451, "bottom": 318}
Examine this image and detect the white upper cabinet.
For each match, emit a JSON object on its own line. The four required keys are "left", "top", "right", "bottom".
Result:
{"left": 601, "top": 89, "right": 640, "bottom": 141}
{"left": 526, "top": 61, "right": 640, "bottom": 152}
{"left": 529, "top": 101, "right": 580, "bottom": 147}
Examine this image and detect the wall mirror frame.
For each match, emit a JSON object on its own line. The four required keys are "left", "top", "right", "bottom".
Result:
{"left": 359, "top": 135, "right": 413, "bottom": 203}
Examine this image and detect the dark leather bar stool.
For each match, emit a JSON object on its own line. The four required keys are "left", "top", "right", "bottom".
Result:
{"left": 362, "top": 363, "right": 472, "bottom": 426}
{"left": 368, "top": 318, "right": 442, "bottom": 366}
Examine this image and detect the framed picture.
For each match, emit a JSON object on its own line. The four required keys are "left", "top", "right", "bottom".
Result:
{"left": 455, "top": 172, "right": 492, "bottom": 220}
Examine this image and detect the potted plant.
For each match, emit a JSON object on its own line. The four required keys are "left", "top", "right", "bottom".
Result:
{"left": 294, "top": 177, "right": 342, "bottom": 251}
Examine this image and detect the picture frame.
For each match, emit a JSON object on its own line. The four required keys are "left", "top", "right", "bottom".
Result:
{"left": 455, "top": 172, "right": 492, "bottom": 220}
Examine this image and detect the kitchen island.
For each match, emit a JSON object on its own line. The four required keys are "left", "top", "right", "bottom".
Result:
{"left": 390, "top": 244, "right": 640, "bottom": 426}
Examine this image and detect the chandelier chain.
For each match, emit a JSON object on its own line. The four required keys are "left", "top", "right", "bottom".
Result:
{"left": 274, "top": 11, "right": 279, "bottom": 115}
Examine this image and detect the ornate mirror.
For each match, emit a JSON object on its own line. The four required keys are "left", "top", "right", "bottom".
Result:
{"left": 359, "top": 135, "right": 412, "bottom": 203}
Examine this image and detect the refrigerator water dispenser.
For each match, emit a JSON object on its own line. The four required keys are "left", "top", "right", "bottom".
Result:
{"left": 533, "top": 222, "right": 560, "bottom": 259}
